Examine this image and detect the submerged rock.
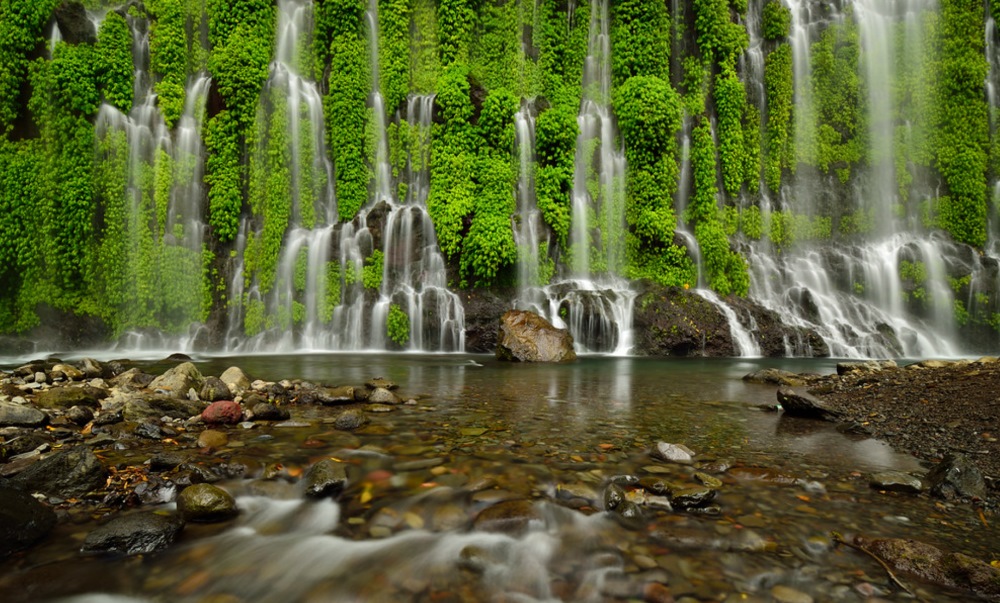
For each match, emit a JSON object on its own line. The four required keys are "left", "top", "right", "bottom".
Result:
{"left": 81, "top": 511, "right": 184, "bottom": 556}
{"left": 496, "top": 310, "right": 577, "bottom": 362}
{"left": 303, "top": 459, "right": 349, "bottom": 498}
{"left": 473, "top": 499, "right": 540, "bottom": 535}
{"left": 742, "top": 368, "right": 808, "bottom": 386}
{"left": 869, "top": 471, "right": 923, "bottom": 494}
{"left": 334, "top": 408, "right": 368, "bottom": 431}
{"left": 650, "top": 442, "right": 695, "bottom": 464}
{"left": 176, "top": 484, "right": 238, "bottom": 522}
{"left": 0, "top": 487, "right": 56, "bottom": 558}
{"left": 855, "top": 536, "right": 1000, "bottom": 598}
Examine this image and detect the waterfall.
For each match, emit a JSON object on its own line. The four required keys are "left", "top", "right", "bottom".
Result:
{"left": 696, "top": 289, "right": 761, "bottom": 357}
{"left": 513, "top": 101, "right": 547, "bottom": 305}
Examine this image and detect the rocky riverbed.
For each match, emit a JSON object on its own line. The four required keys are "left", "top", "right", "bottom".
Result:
{"left": 0, "top": 355, "right": 998, "bottom": 602}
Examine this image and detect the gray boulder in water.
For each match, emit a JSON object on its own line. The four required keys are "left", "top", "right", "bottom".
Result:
{"left": 496, "top": 310, "right": 577, "bottom": 362}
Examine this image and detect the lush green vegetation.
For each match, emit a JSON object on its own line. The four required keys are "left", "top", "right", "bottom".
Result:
{"left": 0, "top": 0, "right": 998, "bottom": 343}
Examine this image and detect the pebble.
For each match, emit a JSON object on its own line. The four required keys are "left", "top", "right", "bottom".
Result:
{"left": 770, "top": 585, "right": 813, "bottom": 603}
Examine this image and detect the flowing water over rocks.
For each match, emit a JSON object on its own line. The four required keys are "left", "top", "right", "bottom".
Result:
{"left": 0, "top": 354, "right": 995, "bottom": 602}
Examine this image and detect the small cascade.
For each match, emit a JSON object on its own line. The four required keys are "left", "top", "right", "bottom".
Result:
{"left": 695, "top": 289, "right": 761, "bottom": 357}
{"left": 48, "top": 22, "right": 62, "bottom": 56}
{"left": 521, "top": 0, "right": 634, "bottom": 355}
{"left": 512, "top": 101, "right": 548, "bottom": 304}
{"left": 785, "top": 0, "right": 816, "bottom": 187}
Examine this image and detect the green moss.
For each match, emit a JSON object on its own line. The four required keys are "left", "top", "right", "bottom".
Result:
{"left": 363, "top": 249, "right": 384, "bottom": 290}
{"left": 386, "top": 303, "right": 410, "bottom": 346}
{"left": 761, "top": 1, "right": 791, "bottom": 41}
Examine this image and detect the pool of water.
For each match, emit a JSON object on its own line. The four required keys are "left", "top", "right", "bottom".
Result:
{"left": 0, "top": 354, "right": 993, "bottom": 602}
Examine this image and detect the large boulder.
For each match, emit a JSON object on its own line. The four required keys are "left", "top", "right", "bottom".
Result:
{"left": 81, "top": 511, "right": 185, "bottom": 555}
{"left": 926, "top": 453, "right": 987, "bottom": 501}
{"left": 496, "top": 310, "right": 577, "bottom": 362}
{"left": 35, "top": 385, "right": 107, "bottom": 409}
{"left": 0, "top": 487, "right": 56, "bottom": 558}
{"left": 148, "top": 362, "right": 204, "bottom": 399}
{"left": 0, "top": 402, "right": 47, "bottom": 427}
{"left": 6, "top": 446, "right": 107, "bottom": 498}
{"left": 776, "top": 387, "right": 841, "bottom": 421}
{"left": 122, "top": 393, "right": 205, "bottom": 421}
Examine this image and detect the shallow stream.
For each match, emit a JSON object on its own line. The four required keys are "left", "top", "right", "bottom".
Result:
{"left": 0, "top": 354, "right": 993, "bottom": 602}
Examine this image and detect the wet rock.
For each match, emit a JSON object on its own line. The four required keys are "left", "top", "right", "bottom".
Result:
{"left": 134, "top": 420, "right": 163, "bottom": 440}
{"left": 303, "top": 458, "right": 349, "bottom": 498}
{"left": 197, "top": 429, "right": 228, "bottom": 449}
{"left": 54, "top": 1, "right": 97, "bottom": 45}
{"left": 925, "top": 453, "right": 986, "bottom": 500}
{"left": 77, "top": 358, "right": 103, "bottom": 379}
{"left": 123, "top": 394, "right": 204, "bottom": 421}
{"left": 776, "top": 387, "right": 840, "bottom": 421}
{"left": 93, "top": 409, "right": 124, "bottom": 426}
{"left": 836, "top": 360, "right": 896, "bottom": 375}
{"left": 218, "top": 366, "right": 251, "bottom": 396}
{"left": 473, "top": 499, "right": 541, "bottom": 535}
{"left": 81, "top": 511, "right": 184, "bottom": 555}
{"left": 202, "top": 401, "right": 242, "bottom": 425}
{"left": 36, "top": 385, "right": 107, "bottom": 409}
{"left": 855, "top": 536, "right": 1000, "bottom": 598}
{"left": 869, "top": 471, "right": 923, "bottom": 494}
{"left": 111, "top": 368, "right": 155, "bottom": 391}
{"left": 199, "top": 377, "right": 231, "bottom": 402}
{"left": 367, "top": 387, "right": 399, "bottom": 404}
{"left": 650, "top": 442, "right": 694, "bottom": 464}
{"left": 365, "top": 377, "right": 398, "bottom": 390}
{"left": 148, "top": 452, "right": 186, "bottom": 472}
{"left": 604, "top": 483, "right": 625, "bottom": 510}
{"left": 148, "top": 362, "right": 204, "bottom": 399}
{"left": 6, "top": 445, "right": 107, "bottom": 498}
{"left": 496, "top": 310, "right": 577, "bottom": 362}
{"left": 176, "top": 484, "right": 238, "bottom": 522}
{"left": 0, "top": 487, "right": 56, "bottom": 558}
{"left": 51, "top": 363, "right": 84, "bottom": 381}
{"left": 249, "top": 402, "right": 289, "bottom": 421}
{"left": 334, "top": 408, "right": 368, "bottom": 431}
{"left": 742, "top": 368, "right": 807, "bottom": 386}
{"left": 301, "top": 385, "right": 355, "bottom": 405}
{"left": 693, "top": 472, "right": 723, "bottom": 488}
{"left": 670, "top": 487, "right": 717, "bottom": 509}
{"left": 65, "top": 405, "right": 94, "bottom": 426}
{"left": 0, "top": 401, "right": 47, "bottom": 427}
{"left": 555, "top": 482, "right": 599, "bottom": 506}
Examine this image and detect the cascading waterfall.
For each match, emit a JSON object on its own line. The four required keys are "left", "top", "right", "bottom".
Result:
{"left": 525, "top": 0, "right": 635, "bottom": 355}
{"left": 513, "top": 101, "right": 547, "bottom": 305}
{"left": 742, "top": 0, "right": 969, "bottom": 358}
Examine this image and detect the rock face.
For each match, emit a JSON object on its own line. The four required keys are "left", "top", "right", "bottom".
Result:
{"left": 496, "top": 310, "right": 577, "bottom": 362}
{"left": 81, "top": 511, "right": 185, "bottom": 555}
{"left": 776, "top": 387, "right": 841, "bottom": 421}
{"left": 6, "top": 446, "right": 107, "bottom": 498}
{"left": 0, "top": 487, "right": 56, "bottom": 558}
{"left": 926, "top": 453, "right": 986, "bottom": 500}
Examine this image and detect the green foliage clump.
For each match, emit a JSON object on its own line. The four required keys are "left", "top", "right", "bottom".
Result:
{"left": 438, "top": 0, "right": 474, "bottom": 66}
{"left": 0, "top": 0, "right": 61, "bottom": 133}
{"left": 693, "top": 0, "right": 748, "bottom": 72}
{"left": 363, "top": 249, "right": 384, "bottom": 290}
{"left": 610, "top": 0, "right": 670, "bottom": 86}
{"left": 715, "top": 71, "right": 747, "bottom": 196}
{"left": 534, "top": 104, "right": 577, "bottom": 247}
{"left": 934, "top": 0, "right": 988, "bottom": 247}
{"left": 378, "top": 0, "right": 411, "bottom": 115}
{"left": 470, "top": 0, "right": 537, "bottom": 95}
{"left": 761, "top": 1, "right": 791, "bottom": 41}
{"left": 321, "top": 261, "right": 341, "bottom": 323}
{"left": 688, "top": 119, "right": 749, "bottom": 296}
{"left": 148, "top": 0, "right": 188, "bottom": 127}
{"left": 205, "top": 111, "right": 241, "bottom": 242}
{"left": 96, "top": 11, "right": 134, "bottom": 113}
{"left": 428, "top": 64, "right": 475, "bottom": 256}
{"left": 807, "top": 20, "right": 863, "bottom": 180}
{"left": 764, "top": 43, "right": 794, "bottom": 192}
{"left": 386, "top": 303, "right": 410, "bottom": 346}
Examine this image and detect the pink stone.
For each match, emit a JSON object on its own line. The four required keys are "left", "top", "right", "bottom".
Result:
{"left": 201, "top": 400, "right": 242, "bottom": 424}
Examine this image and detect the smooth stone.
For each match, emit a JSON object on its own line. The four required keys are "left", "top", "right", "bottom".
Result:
{"left": 36, "top": 385, "right": 107, "bottom": 409}
{"left": 694, "top": 472, "right": 723, "bottom": 488}
{"left": 303, "top": 459, "right": 349, "bottom": 498}
{"left": 7, "top": 445, "right": 107, "bottom": 498}
{"left": 770, "top": 585, "right": 814, "bottom": 603}
{"left": 148, "top": 362, "right": 204, "bottom": 399}
{"left": 496, "top": 310, "right": 577, "bottom": 362}
{"left": 869, "top": 471, "right": 923, "bottom": 494}
{"left": 51, "top": 364, "right": 84, "bottom": 381}
{"left": 0, "top": 401, "right": 47, "bottom": 427}
{"left": 0, "top": 487, "right": 56, "bottom": 558}
{"left": 249, "top": 402, "right": 289, "bottom": 421}
{"left": 199, "top": 376, "right": 232, "bottom": 402}
{"left": 201, "top": 400, "right": 242, "bottom": 425}
{"left": 367, "top": 387, "right": 399, "bottom": 404}
{"left": 197, "top": 429, "right": 229, "bottom": 449}
{"left": 219, "top": 366, "right": 252, "bottom": 395}
{"left": 65, "top": 405, "right": 94, "bottom": 426}
{"left": 176, "top": 484, "right": 238, "bottom": 522}
{"left": 334, "top": 409, "right": 368, "bottom": 431}
{"left": 650, "top": 442, "right": 694, "bottom": 464}
{"left": 122, "top": 394, "right": 204, "bottom": 421}
{"left": 81, "top": 511, "right": 184, "bottom": 555}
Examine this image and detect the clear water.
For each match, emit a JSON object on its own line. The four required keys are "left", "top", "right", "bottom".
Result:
{"left": 0, "top": 354, "right": 992, "bottom": 602}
